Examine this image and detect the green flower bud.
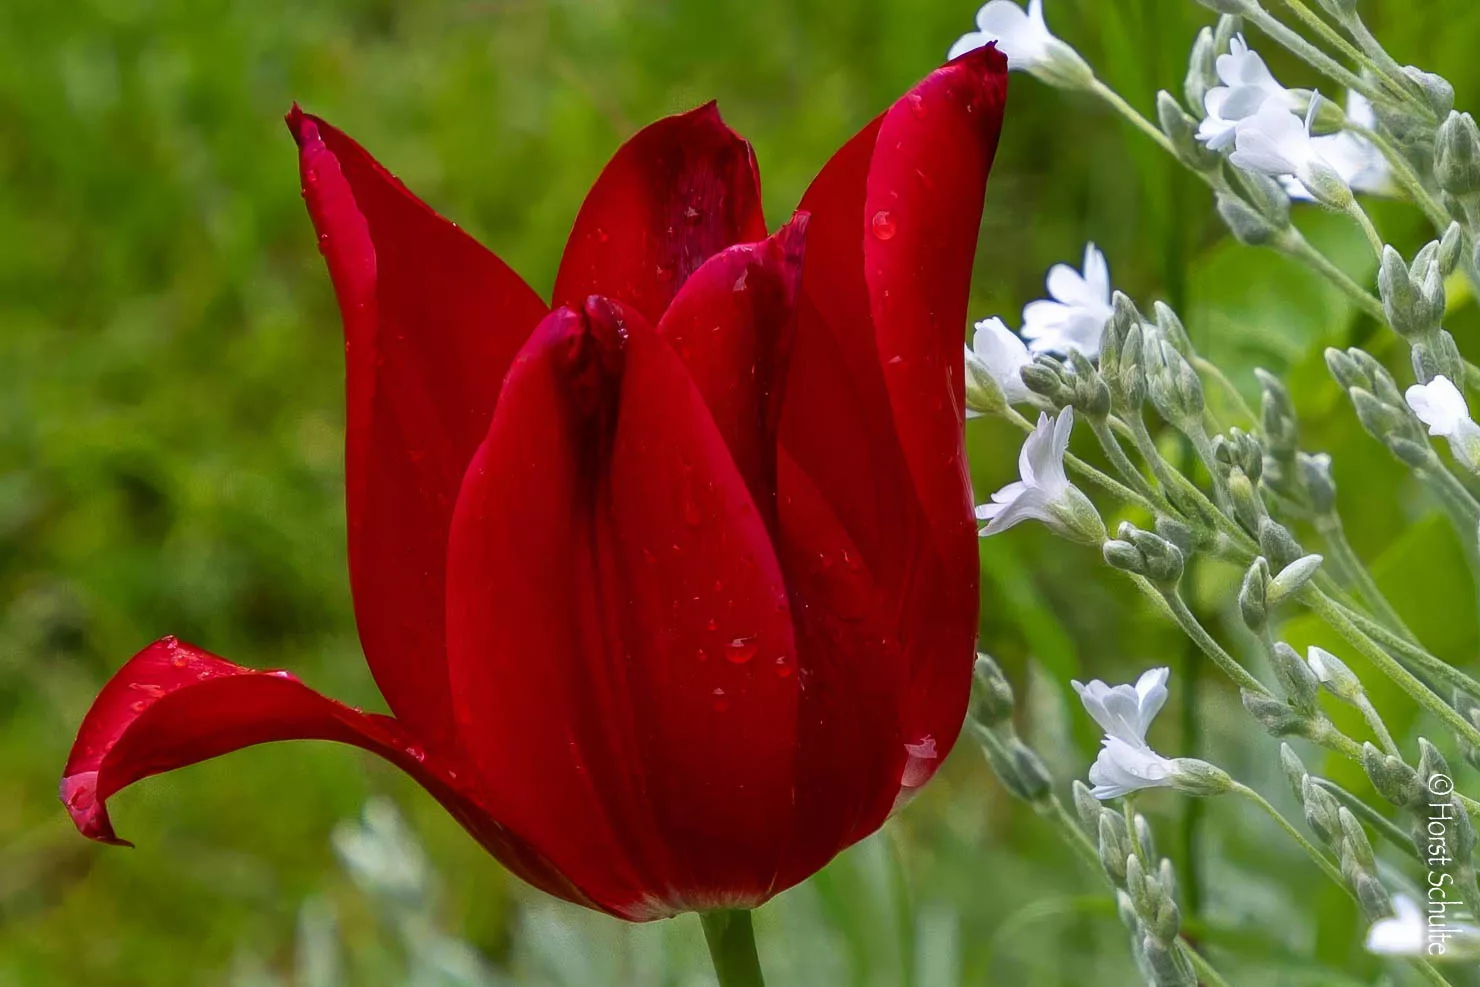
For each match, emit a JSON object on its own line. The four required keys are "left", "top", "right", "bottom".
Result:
{"left": 1125, "top": 853, "right": 1152, "bottom": 914}
{"left": 1243, "top": 689, "right": 1309, "bottom": 738}
{"left": 1234, "top": 169, "right": 1294, "bottom": 229}
{"left": 1021, "top": 358, "right": 1074, "bottom": 410}
{"left": 1184, "top": 28, "right": 1217, "bottom": 116}
{"left": 1100, "top": 813, "right": 1130, "bottom": 887}
{"left": 1418, "top": 737, "right": 1452, "bottom": 789}
{"left": 971, "top": 654, "right": 1015, "bottom": 725}
{"left": 1439, "top": 222, "right": 1465, "bottom": 276}
{"left": 1168, "top": 758, "right": 1235, "bottom": 796}
{"left": 1064, "top": 349, "right": 1113, "bottom": 421}
{"left": 1153, "top": 301, "right": 1193, "bottom": 358}
{"left": 1363, "top": 741, "right": 1422, "bottom": 807}
{"left": 1217, "top": 191, "right": 1282, "bottom": 246}
{"left": 1379, "top": 245, "right": 1440, "bottom": 339}
{"left": 1142, "top": 936, "right": 1197, "bottom": 987}
{"left": 1301, "top": 774, "right": 1342, "bottom": 846}
{"left": 1267, "top": 554, "right": 1323, "bottom": 608}
{"left": 1338, "top": 807, "right": 1376, "bottom": 873}
{"left": 1410, "top": 330, "right": 1466, "bottom": 390}
{"left": 1307, "top": 646, "right": 1362, "bottom": 703}
{"left": 1115, "top": 522, "right": 1186, "bottom": 586}
{"left": 1157, "top": 90, "right": 1221, "bottom": 172}
{"left": 1404, "top": 67, "right": 1455, "bottom": 119}
{"left": 1226, "top": 467, "right": 1262, "bottom": 533}
{"left": 964, "top": 345, "right": 1009, "bottom": 417}
{"left": 1073, "top": 779, "right": 1103, "bottom": 833}
{"left": 1353, "top": 872, "right": 1391, "bottom": 922}
{"left": 1280, "top": 743, "right": 1308, "bottom": 801}
{"left": 1436, "top": 111, "right": 1480, "bottom": 198}
{"left": 1324, "top": 346, "right": 1366, "bottom": 391}
{"left": 1256, "top": 368, "right": 1299, "bottom": 458}
{"left": 1135, "top": 814, "right": 1158, "bottom": 864}
{"left": 1258, "top": 516, "right": 1305, "bottom": 571}
{"left": 1271, "top": 641, "right": 1320, "bottom": 712}
{"left": 1153, "top": 516, "right": 1195, "bottom": 556}
{"left": 1296, "top": 452, "right": 1336, "bottom": 514}
{"left": 1004, "top": 737, "right": 1054, "bottom": 802}
{"left": 1239, "top": 557, "right": 1270, "bottom": 632}
{"left": 1144, "top": 335, "right": 1205, "bottom": 427}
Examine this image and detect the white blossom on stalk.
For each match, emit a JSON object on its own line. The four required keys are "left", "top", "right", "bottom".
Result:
{"left": 1074, "top": 668, "right": 1232, "bottom": 800}
{"left": 1197, "top": 36, "right": 1299, "bottom": 151}
{"left": 1072, "top": 667, "right": 1169, "bottom": 747}
{"left": 949, "top": 0, "right": 1093, "bottom": 90}
{"left": 965, "top": 317, "right": 1034, "bottom": 414}
{"left": 1406, "top": 375, "right": 1480, "bottom": 470}
{"left": 1366, "top": 894, "right": 1480, "bottom": 959}
{"left": 1020, "top": 243, "right": 1115, "bottom": 358}
{"left": 976, "top": 408, "right": 1104, "bottom": 543}
{"left": 1285, "top": 92, "right": 1394, "bottom": 200}
{"left": 1087, "top": 736, "right": 1180, "bottom": 800}
{"left": 1230, "top": 99, "right": 1352, "bottom": 209}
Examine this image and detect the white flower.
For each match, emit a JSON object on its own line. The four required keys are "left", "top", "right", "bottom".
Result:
{"left": 1366, "top": 894, "right": 1480, "bottom": 959}
{"left": 1284, "top": 93, "right": 1393, "bottom": 200}
{"left": 967, "top": 317, "right": 1034, "bottom": 409}
{"left": 1407, "top": 375, "right": 1480, "bottom": 471}
{"left": 1072, "top": 667, "right": 1169, "bottom": 747}
{"left": 949, "top": 1, "right": 1092, "bottom": 89}
{"left": 977, "top": 408, "right": 1072, "bottom": 532}
{"left": 1020, "top": 243, "right": 1114, "bottom": 357}
{"left": 1087, "top": 735, "right": 1179, "bottom": 799}
{"left": 1406, "top": 375, "right": 1473, "bottom": 437}
{"left": 1197, "top": 36, "right": 1297, "bottom": 151}
{"left": 1230, "top": 99, "right": 1351, "bottom": 208}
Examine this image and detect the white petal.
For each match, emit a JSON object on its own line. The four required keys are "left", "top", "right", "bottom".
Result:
{"left": 1088, "top": 737, "right": 1176, "bottom": 799}
{"left": 1133, "top": 667, "right": 1170, "bottom": 732}
{"left": 1016, "top": 411, "right": 1054, "bottom": 487}
{"left": 1407, "top": 375, "right": 1471, "bottom": 437}
{"left": 1046, "top": 262, "right": 1098, "bottom": 309}
{"left": 980, "top": 486, "right": 1056, "bottom": 536}
{"left": 948, "top": 31, "right": 989, "bottom": 61}
{"left": 973, "top": 317, "right": 1034, "bottom": 403}
{"left": 1365, "top": 895, "right": 1427, "bottom": 956}
{"left": 1039, "top": 407, "right": 1074, "bottom": 494}
{"left": 1081, "top": 243, "right": 1110, "bottom": 301}
{"left": 1346, "top": 90, "right": 1377, "bottom": 129}
{"left": 975, "top": 1, "right": 1049, "bottom": 66}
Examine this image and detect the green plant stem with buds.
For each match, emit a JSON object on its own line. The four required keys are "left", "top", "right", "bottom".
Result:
{"left": 1088, "top": 79, "right": 1179, "bottom": 158}
{"left": 700, "top": 911, "right": 765, "bottom": 987}
{"left": 1155, "top": 583, "right": 1271, "bottom": 696}
{"left": 1088, "top": 418, "right": 1166, "bottom": 507}
{"left": 1304, "top": 589, "right": 1480, "bottom": 750}
{"left": 1231, "top": 782, "right": 1350, "bottom": 890}
{"left": 1323, "top": 593, "right": 1480, "bottom": 700}
{"left": 1192, "top": 355, "right": 1259, "bottom": 425}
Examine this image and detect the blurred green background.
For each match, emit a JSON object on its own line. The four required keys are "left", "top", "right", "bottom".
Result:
{"left": 6, "top": 0, "right": 1480, "bottom": 983}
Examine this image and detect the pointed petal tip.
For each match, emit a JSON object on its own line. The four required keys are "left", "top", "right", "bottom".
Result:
{"left": 949, "top": 39, "right": 1008, "bottom": 75}
{"left": 285, "top": 103, "right": 319, "bottom": 148}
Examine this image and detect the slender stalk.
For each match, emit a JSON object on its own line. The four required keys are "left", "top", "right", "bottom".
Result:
{"left": 1088, "top": 418, "right": 1165, "bottom": 507}
{"left": 1192, "top": 355, "right": 1259, "bottom": 426}
{"left": 1088, "top": 78, "right": 1179, "bottom": 157}
{"left": 1354, "top": 694, "right": 1402, "bottom": 757}
{"left": 1349, "top": 123, "right": 1453, "bottom": 232}
{"left": 1247, "top": 8, "right": 1422, "bottom": 119}
{"left": 1232, "top": 782, "right": 1349, "bottom": 888}
{"left": 1181, "top": 942, "right": 1234, "bottom": 987}
{"left": 1304, "top": 590, "right": 1480, "bottom": 751}
{"left": 1038, "top": 795, "right": 1102, "bottom": 871}
{"left": 1273, "top": 228, "right": 1387, "bottom": 322}
{"left": 1159, "top": 587, "right": 1271, "bottom": 696}
{"left": 1313, "top": 513, "right": 1416, "bottom": 642}
{"left": 1345, "top": 199, "right": 1386, "bottom": 259}
{"left": 700, "top": 910, "right": 766, "bottom": 987}
{"left": 1326, "top": 595, "right": 1480, "bottom": 700}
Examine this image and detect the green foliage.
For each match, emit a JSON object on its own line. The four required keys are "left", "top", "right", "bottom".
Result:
{"left": 6, "top": 0, "right": 1480, "bottom": 983}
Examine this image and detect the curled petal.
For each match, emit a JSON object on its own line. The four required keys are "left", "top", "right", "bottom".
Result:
{"left": 60, "top": 638, "right": 595, "bottom": 911}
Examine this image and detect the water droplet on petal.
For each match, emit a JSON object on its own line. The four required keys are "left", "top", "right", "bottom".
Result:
{"left": 871, "top": 210, "right": 896, "bottom": 240}
{"left": 696, "top": 648, "right": 709, "bottom": 663}
{"left": 724, "top": 636, "right": 758, "bottom": 664}
{"left": 907, "top": 93, "right": 926, "bottom": 117}
{"left": 711, "top": 687, "right": 729, "bottom": 712}
{"left": 774, "top": 656, "right": 793, "bottom": 678}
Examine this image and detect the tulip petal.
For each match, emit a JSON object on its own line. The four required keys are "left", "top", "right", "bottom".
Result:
{"left": 61, "top": 637, "right": 597, "bottom": 911}
{"left": 552, "top": 103, "right": 768, "bottom": 326}
{"left": 867, "top": 47, "right": 1007, "bottom": 576}
{"left": 288, "top": 108, "right": 549, "bottom": 754}
{"left": 655, "top": 212, "right": 808, "bottom": 510}
{"left": 771, "top": 449, "right": 908, "bottom": 891}
{"left": 447, "top": 299, "right": 799, "bottom": 916}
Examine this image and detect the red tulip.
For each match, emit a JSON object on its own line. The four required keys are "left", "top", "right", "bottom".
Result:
{"left": 61, "top": 46, "right": 1007, "bottom": 920}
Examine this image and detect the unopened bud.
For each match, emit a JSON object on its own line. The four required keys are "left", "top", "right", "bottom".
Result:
{"left": 1338, "top": 807, "right": 1375, "bottom": 873}
{"left": 1307, "top": 646, "right": 1362, "bottom": 702}
{"left": 971, "top": 654, "right": 1015, "bottom": 725}
{"left": 1404, "top": 67, "right": 1455, "bottom": 119}
{"left": 1257, "top": 516, "right": 1304, "bottom": 571}
{"left": 1410, "top": 330, "right": 1466, "bottom": 389}
{"left": 1153, "top": 301, "right": 1193, "bottom": 358}
{"left": 1157, "top": 91, "right": 1220, "bottom": 172}
{"left": 1439, "top": 222, "right": 1465, "bottom": 276}
{"left": 1217, "top": 191, "right": 1281, "bottom": 246}
{"left": 1021, "top": 358, "right": 1074, "bottom": 410}
{"left": 1296, "top": 452, "right": 1336, "bottom": 514}
{"left": 1353, "top": 872, "right": 1391, "bottom": 922}
{"left": 1268, "top": 554, "right": 1322, "bottom": 607}
{"left": 1239, "top": 557, "right": 1270, "bottom": 632}
{"left": 1004, "top": 737, "right": 1054, "bottom": 802}
{"left": 1243, "top": 689, "right": 1308, "bottom": 738}
{"left": 1144, "top": 336, "right": 1205, "bottom": 426}
{"left": 1271, "top": 641, "right": 1320, "bottom": 712}
{"left": 1280, "top": 743, "right": 1308, "bottom": 801}
{"left": 1100, "top": 813, "right": 1130, "bottom": 887}
{"left": 1301, "top": 774, "right": 1342, "bottom": 845}
{"left": 1363, "top": 742, "right": 1422, "bottom": 807}
{"left": 1184, "top": 28, "right": 1217, "bottom": 115}
{"left": 1436, "top": 111, "right": 1480, "bottom": 198}
{"left": 1168, "top": 758, "right": 1234, "bottom": 796}
{"left": 1073, "top": 779, "right": 1103, "bottom": 833}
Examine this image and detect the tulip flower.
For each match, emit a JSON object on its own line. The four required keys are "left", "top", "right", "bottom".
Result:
{"left": 59, "top": 41, "right": 1008, "bottom": 951}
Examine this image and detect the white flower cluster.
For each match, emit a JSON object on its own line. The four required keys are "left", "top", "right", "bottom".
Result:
{"left": 1073, "top": 668, "right": 1182, "bottom": 799}
{"left": 1195, "top": 36, "right": 1390, "bottom": 205}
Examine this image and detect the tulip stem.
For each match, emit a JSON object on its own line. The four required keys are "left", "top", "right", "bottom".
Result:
{"left": 701, "top": 909, "right": 766, "bottom": 987}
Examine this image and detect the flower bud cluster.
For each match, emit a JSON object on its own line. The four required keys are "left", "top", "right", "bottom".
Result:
{"left": 1280, "top": 746, "right": 1392, "bottom": 922}
{"left": 968, "top": 655, "right": 1056, "bottom": 804}
{"left": 1326, "top": 346, "right": 1434, "bottom": 467}
{"left": 1073, "top": 781, "right": 1196, "bottom": 986}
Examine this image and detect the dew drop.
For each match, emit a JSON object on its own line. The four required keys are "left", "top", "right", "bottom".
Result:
{"left": 696, "top": 648, "right": 709, "bottom": 663}
{"left": 907, "top": 93, "right": 926, "bottom": 117}
{"left": 724, "top": 636, "right": 758, "bottom": 664}
{"left": 774, "top": 656, "right": 793, "bottom": 678}
{"left": 128, "top": 682, "right": 166, "bottom": 697}
{"left": 711, "top": 687, "right": 730, "bottom": 712}
{"left": 405, "top": 745, "right": 426, "bottom": 763}
{"left": 870, "top": 210, "right": 897, "bottom": 240}
{"left": 684, "top": 205, "right": 702, "bottom": 224}
{"left": 130, "top": 701, "right": 147, "bottom": 713}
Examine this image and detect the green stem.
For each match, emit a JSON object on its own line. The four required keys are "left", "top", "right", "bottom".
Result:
{"left": 1314, "top": 513, "right": 1416, "bottom": 642}
{"left": 1273, "top": 228, "right": 1388, "bottom": 322}
{"left": 1181, "top": 942, "right": 1235, "bottom": 987}
{"left": 700, "top": 910, "right": 766, "bottom": 987}
{"left": 1232, "top": 782, "right": 1349, "bottom": 890}
{"left": 1248, "top": 8, "right": 1421, "bottom": 119}
{"left": 1003, "top": 407, "right": 1162, "bottom": 515}
{"left": 1088, "top": 78, "right": 1179, "bottom": 157}
{"left": 1159, "top": 587, "right": 1271, "bottom": 696}
{"left": 1326, "top": 595, "right": 1480, "bottom": 700}
{"left": 1038, "top": 795, "right": 1102, "bottom": 871}
{"left": 1088, "top": 417, "right": 1166, "bottom": 506}
{"left": 1354, "top": 693, "right": 1402, "bottom": 757}
{"left": 1304, "top": 590, "right": 1480, "bottom": 750}
{"left": 1350, "top": 123, "right": 1453, "bottom": 231}
{"left": 1345, "top": 199, "right": 1386, "bottom": 260}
